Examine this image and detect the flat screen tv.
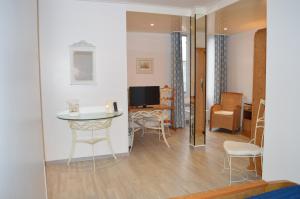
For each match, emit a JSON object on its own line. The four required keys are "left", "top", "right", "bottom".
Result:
{"left": 129, "top": 86, "right": 160, "bottom": 107}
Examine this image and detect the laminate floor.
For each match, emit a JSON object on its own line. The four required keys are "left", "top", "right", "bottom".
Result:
{"left": 46, "top": 128, "right": 259, "bottom": 199}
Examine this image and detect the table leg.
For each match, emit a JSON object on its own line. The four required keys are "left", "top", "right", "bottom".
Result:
{"left": 92, "top": 130, "right": 96, "bottom": 172}
{"left": 105, "top": 128, "right": 117, "bottom": 159}
{"left": 68, "top": 129, "right": 77, "bottom": 166}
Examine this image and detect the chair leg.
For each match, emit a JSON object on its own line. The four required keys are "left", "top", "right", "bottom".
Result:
{"left": 160, "top": 121, "right": 170, "bottom": 148}
{"left": 67, "top": 129, "right": 77, "bottom": 166}
{"left": 158, "top": 129, "right": 161, "bottom": 141}
{"left": 223, "top": 154, "right": 227, "bottom": 170}
{"left": 130, "top": 130, "right": 135, "bottom": 152}
{"left": 166, "top": 125, "right": 171, "bottom": 136}
{"left": 92, "top": 143, "right": 96, "bottom": 172}
{"left": 229, "top": 156, "right": 232, "bottom": 184}
{"left": 260, "top": 156, "right": 263, "bottom": 175}
{"left": 141, "top": 119, "right": 145, "bottom": 137}
{"left": 223, "top": 154, "right": 227, "bottom": 173}
{"left": 91, "top": 130, "right": 96, "bottom": 172}
{"left": 254, "top": 157, "right": 258, "bottom": 177}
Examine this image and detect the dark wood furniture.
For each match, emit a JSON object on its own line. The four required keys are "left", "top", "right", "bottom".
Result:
{"left": 170, "top": 180, "right": 297, "bottom": 199}
{"left": 243, "top": 103, "right": 252, "bottom": 138}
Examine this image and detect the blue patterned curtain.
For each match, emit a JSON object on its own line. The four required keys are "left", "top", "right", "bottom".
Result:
{"left": 171, "top": 32, "right": 185, "bottom": 128}
{"left": 214, "top": 35, "right": 228, "bottom": 104}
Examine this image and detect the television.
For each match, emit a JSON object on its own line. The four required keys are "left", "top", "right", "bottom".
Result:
{"left": 129, "top": 86, "right": 160, "bottom": 107}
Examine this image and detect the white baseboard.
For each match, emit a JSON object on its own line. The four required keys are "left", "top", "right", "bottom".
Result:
{"left": 45, "top": 152, "right": 129, "bottom": 165}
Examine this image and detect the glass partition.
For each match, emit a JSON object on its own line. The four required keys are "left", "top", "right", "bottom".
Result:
{"left": 190, "top": 15, "right": 207, "bottom": 146}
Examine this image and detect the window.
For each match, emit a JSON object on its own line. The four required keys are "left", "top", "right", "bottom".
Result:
{"left": 182, "top": 35, "right": 187, "bottom": 94}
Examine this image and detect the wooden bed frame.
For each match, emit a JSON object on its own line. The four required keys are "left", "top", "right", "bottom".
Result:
{"left": 170, "top": 180, "right": 297, "bottom": 199}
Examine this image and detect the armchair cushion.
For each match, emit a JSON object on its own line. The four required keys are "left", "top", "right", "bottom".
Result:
{"left": 214, "top": 110, "right": 234, "bottom": 116}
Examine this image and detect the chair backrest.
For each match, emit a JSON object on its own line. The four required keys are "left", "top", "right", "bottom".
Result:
{"left": 160, "top": 85, "right": 174, "bottom": 106}
{"left": 252, "top": 99, "right": 265, "bottom": 146}
{"left": 220, "top": 92, "right": 243, "bottom": 110}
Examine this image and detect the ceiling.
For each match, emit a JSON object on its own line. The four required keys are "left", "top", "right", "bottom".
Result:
{"left": 211, "top": 0, "right": 266, "bottom": 35}
{"left": 127, "top": 12, "right": 184, "bottom": 33}
{"left": 95, "top": 0, "right": 222, "bottom": 9}
{"left": 126, "top": 0, "right": 266, "bottom": 34}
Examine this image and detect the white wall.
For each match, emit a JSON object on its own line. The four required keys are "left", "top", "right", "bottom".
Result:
{"left": 263, "top": 0, "right": 300, "bottom": 183}
{"left": 0, "top": 1, "right": 47, "bottom": 198}
{"left": 39, "top": 0, "right": 128, "bottom": 161}
{"left": 227, "top": 30, "right": 257, "bottom": 103}
{"left": 127, "top": 32, "right": 171, "bottom": 87}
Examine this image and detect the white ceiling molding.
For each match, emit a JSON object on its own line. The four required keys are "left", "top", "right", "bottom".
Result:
{"left": 79, "top": 0, "right": 191, "bottom": 16}
{"left": 79, "top": 0, "right": 239, "bottom": 16}
{"left": 125, "top": 4, "right": 192, "bottom": 16}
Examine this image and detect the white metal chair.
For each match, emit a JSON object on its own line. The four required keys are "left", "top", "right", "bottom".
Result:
{"left": 223, "top": 99, "right": 265, "bottom": 184}
{"left": 128, "top": 111, "right": 146, "bottom": 152}
{"left": 129, "top": 110, "right": 170, "bottom": 152}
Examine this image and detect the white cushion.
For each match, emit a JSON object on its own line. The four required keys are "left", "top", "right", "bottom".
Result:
{"left": 224, "top": 141, "right": 263, "bottom": 156}
{"left": 214, "top": 110, "right": 233, "bottom": 116}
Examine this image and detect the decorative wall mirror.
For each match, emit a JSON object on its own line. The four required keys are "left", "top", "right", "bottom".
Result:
{"left": 70, "top": 40, "right": 96, "bottom": 85}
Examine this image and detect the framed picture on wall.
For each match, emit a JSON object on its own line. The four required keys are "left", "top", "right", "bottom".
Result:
{"left": 136, "top": 58, "right": 153, "bottom": 74}
{"left": 70, "top": 40, "right": 96, "bottom": 85}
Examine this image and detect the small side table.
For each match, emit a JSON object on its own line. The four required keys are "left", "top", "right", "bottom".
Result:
{"left": 57, "top": 107, "right": 123, "bottom": 171}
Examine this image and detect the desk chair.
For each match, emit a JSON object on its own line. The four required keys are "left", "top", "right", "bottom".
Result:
{"left": 129, "top": 110, "right": 170, "bottom": 152}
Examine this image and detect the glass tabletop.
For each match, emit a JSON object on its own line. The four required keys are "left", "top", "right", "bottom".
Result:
{"left": 57, "top": 107, "right": 123, "bottom": 121}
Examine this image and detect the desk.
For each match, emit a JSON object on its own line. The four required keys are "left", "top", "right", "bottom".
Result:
{"left": 128, "top": 105, "right": 172, "bottom": 150}
{"left": 57, "top": 107, "right": 122, "bottom": 171}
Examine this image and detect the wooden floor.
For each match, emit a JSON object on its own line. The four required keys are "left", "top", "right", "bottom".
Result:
{"left": 46, "top": 128, "right": 259, "bottom": 199}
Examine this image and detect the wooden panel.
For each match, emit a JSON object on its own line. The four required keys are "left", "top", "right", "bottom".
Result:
{"left": 195, "top": 48, "right": 206, "bottom": 145}
{"left": 249, "top": 28, "right": 266, "bottom": 175}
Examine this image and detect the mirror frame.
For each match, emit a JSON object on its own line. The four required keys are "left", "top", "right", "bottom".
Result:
{"left": 70, "top": 40, "right": 96, "bottom": 85}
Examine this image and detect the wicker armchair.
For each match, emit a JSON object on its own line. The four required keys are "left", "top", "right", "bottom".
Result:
{"left": 210, "top": 92, "right": 243, "bottom": 133}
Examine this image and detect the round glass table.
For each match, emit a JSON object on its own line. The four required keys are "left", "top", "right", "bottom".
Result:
{"left": 57, "top": 107, "right": 123, "bottom": 171}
